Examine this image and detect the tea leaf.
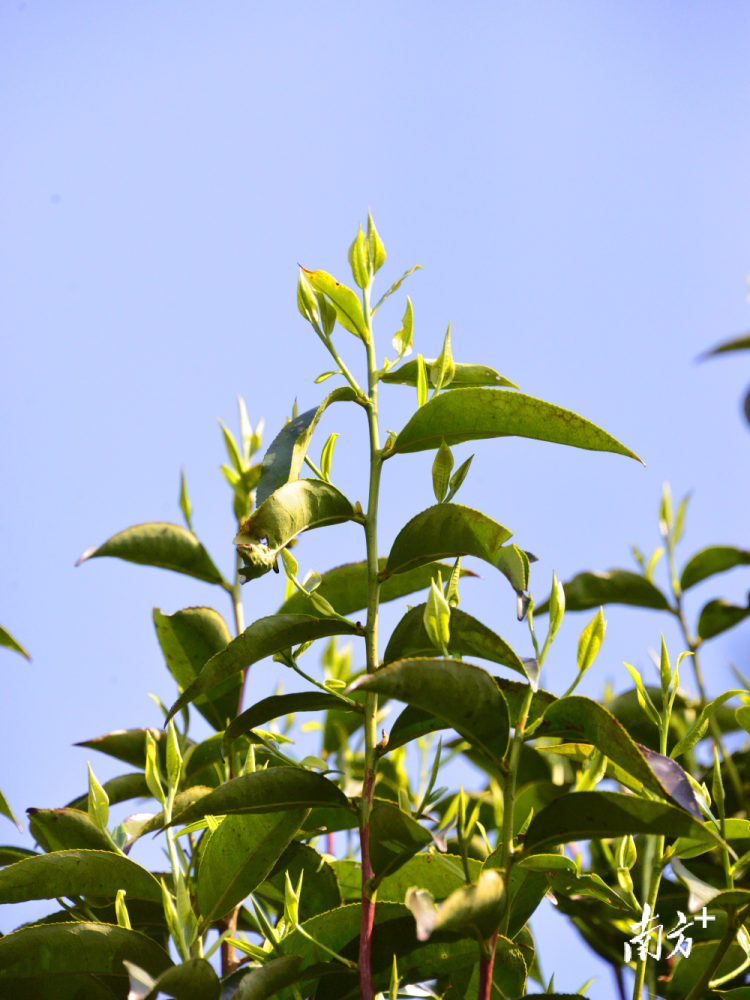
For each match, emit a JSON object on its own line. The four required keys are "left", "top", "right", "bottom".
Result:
{"left": 406, "top": 869, "right": 505, "bottom": 941}
{"left": 197, "top": 809, "right": 307, "bottom": 925}
{"left": 697, "top": 594, "right": 750, "bottom": 640}
{"left": 235, "top": 479, "right": 358, "bottom": 582}
{"left": 372, "top": 265, "right": 422, "bottom": 313}
{"left": 27, "top": 807, "right": 115, "bottom": 853}
{"left": 576, "top": 610, "right": 606, "bottom": 676}
{"left": 140, "top": 959, "right": 220, "bottom": 1000}
{"left": 378, "top": 853, "right": 481, "bottom": 904}
{"left": 392, "top": 296, "right": 414, "bottom": 358}
{"left": 348, "top": 224, "right": 369, "bottom": 289}
{"left": 700, "top": 332, "right": 750, "bottom": 358}
{"left": 301, "top": 268, "right": 369, "bottom": 341}
{"left": 256, "top": 387, "right": 358, "bottom": 508}
{"left": 279, "top": 559, "right": 477, "bottom": 617}
{"left": 382, "top": 503, "right": 512, "bottom": 579}
{"left": 154, "top": 607, "right": 240, "bottom": 731}
{"left": 0, "top": 625, "right": 30, "bottom": 660}
{"left": 351, "top": 659, "right": 510, "bottom": 767}
{"left": 0, "top": 849, "right": 162, "bottom": 904}
{"left": 383, "top": 603, "right": 526, "bottom": 677}
{"left": 0, "top": 922, "right": 172, "bottom": 982}
{"left": 256, "top": 842, "right": 341, "bottom": 922}
{"left": 369, "top": 803, "right": 433, "bottom": 880}
{"left": 223, "top": 692, "right": 349, "bottom": 760}
{"left": 535, "top": 568, "right": 670, "bottom": 614}
{"left": 0, "top": 790, "right": 21, "bottom": 832}
{"left": 430, "top": 323, "right": 456, "bottom": 391}
{"left": 366, "top": 210, "right": 386, "bottom": 275}
{"left": 165, "top": 768, "right": 350, "bottom": 827}
{"left": 680, "top": 545, "right": 750, "bottom": 591}
{"left": 230, "top": 956, "right": 304, "bottom": 1000}
{"left": 388, "top": 387, "right": 642, "bottom": 461}
{"left": 524, "top": 791, "right": 724, "bottom": 852}
{"left": 444, "top": 455, "right": 474, "bottom": 503}
{"left": 432, "top": 439, "right": 454, "bottom": 503}
{"left": 75, "top": 523, "right": 225, "bottom": 585}
{"left": 165, "top": 614, "right": 363, "bottom": 721}
{"left": 382, "top": 360, "right": 518, "bottom": 390}
{"left": 670, "top": 690, "right": 746, "bottom": 758}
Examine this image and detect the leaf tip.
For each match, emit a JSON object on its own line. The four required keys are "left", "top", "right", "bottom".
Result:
{"left": 75, "top": 546, "right": 98, "bottom": 567}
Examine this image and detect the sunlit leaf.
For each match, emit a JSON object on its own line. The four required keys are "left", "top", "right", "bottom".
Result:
{"left": 535, "top": 569, "right": 670, "bottom": 614}
{"left": 0, "top": 849, "right": 162, "bottom": 904}
{"left": 222, "top": 691, "right": 349, "bottom": 760}
{"left": 301, "top": 269, "right": 369, "bottom": 341}
{"left": 27, "top": 807, "right": 115, "bottom": 853}
{"left": 75, "top": 523, "right": 224, "bottom": 585}
{"left": 388, "top": 387, "right": 642, "bottom": 461}
{"left": 382, "top": 360, "right": 518, "bottom": 390}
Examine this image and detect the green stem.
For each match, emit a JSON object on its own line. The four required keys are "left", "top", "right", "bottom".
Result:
{"left": 631, "top": 839, "right": 665, "bottom": 1000}
{"left": 232, "top": 552, "right": 245, "bottom": 636}
{"left": 314, "top": 324, "right": 363, "bottom": 396}
{"left": 499, "top": 685, "right": 535, "bottom": 935}
{"left": 358, "top": 281, "right": 382, "bottom": 1000}
{"left": 290, "top": 659, "right": 363, "bottom": 710}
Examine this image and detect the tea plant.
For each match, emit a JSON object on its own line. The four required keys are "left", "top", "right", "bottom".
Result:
{"left": 1, "top": 216, "right": 745, "bottom": 1000}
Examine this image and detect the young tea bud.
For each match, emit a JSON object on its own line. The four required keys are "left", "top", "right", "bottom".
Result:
{"left": 348, "top": 224, "right": 369, "bottom": 289}
{"left": 432, "top": 439, "right": 454, "bottom": 503}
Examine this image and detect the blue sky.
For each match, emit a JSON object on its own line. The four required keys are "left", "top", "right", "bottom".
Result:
{"left": 2, "top": 2, "right": 750, "bottom": 993}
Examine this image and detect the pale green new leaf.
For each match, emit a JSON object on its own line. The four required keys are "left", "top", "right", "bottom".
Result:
{"left": 372, "top": 265, "right": 422, "bottom": 313}
{"left": 301, "top": 268, "right": 369, "bottom": 341}
{"left": 423, "top": 580, "right": 451, "bottom": 655}
{"left": 670, "top": 691, "right": 745, "bottom": 759}
{"left": 392, "top": 296, "right": 414, "bottom": 358}
{"left": 432, "top": 439, "right": 454, "bottom": 503}
{"left": 381, "top": 360, "right": 518, "bottom": 390}
{"left": 430, "top": 323, "right": 456, "bottom": 392}
{"left": 576, "top": 609, "right": 606, "bottom": 676}
{"left": 0, "top": 789, "right": 21, "bottom": 832}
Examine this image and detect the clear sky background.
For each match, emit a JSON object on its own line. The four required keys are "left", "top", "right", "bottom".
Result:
{"left": 2, "top": 2, "right": 750, "bottom": 995}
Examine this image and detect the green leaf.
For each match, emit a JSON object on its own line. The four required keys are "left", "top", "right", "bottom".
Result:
{"left": 495, "top": 677, "right": 558, "bottom": 729}
{"left": 430, "top": 323, "right": 456, "bottom": 391}
{"left": 383, "top": 603, "right": 527, "bottom": 677}
{"left": 483, "top": 850, "right": 549, "bottom": 938}
{"left": 406, "top": 869, "right": 505, "bottom": 941}
{"left": 391, "top": 296, "right": 414, "bottom": 358}
{"left": 388, "top": 705, "right": 447, "bottom": 751}
{"left": 423, "top": 581, "right": 451, "bottom": 655}
{"left": 680, "top": 546, "right": 750, "bottom": 591}
{"left": 27, "top": 808, "right": 115, "bottom": 853}
{"left": 664, "top": 941, "right": 749, "bottom": 1000}
{"left": 432, "top": 439, "right": 454, "bottom": 503}
{"left": 700, "top": 333, "right": 750, "bottom": 358}
{"left": 87, "top": 763, "right": 109, "bottom": 831}
{"left": 255, "top": 388, "right": 358, "bottom": 508}
{"left": 576, "top": 609, "right": 606, "bottom": 676}
{"left": 539, "top": 696, "right": 700, "bottom": 815}
{"left": 378, "top": 853, "right": 481, "bottom": 904}
{"left": 535, "top": 569, "right": 670, "bottom": 614}
{"left": 382, "top": 360, "right": 518, "bottom": 390}
{"left": 140, "top": 959, "right": 220, "bottom": 1000}
{"left": 301, "top": 268, "right": 369, "bottom": 341}
{"left": 153, "top": 607, "right": 240, "bottom": 731}
{"left": 165, "top": 768, "right": 350, "bottom": 828}
{"left": 256, "top": 842, "right": 342, "bottom": 922}
{"left": 75, "top": 727, "right": 186, "bottom": 771}
{"left": 235, "top": 479, "right": 358, "bottom": 582}
{"left": 197, "top": 809, "right": 307, "bottom": 926}
{"left": 388, "top": 387, "right": 642, "bottom": 461}
{"left": 670, "top": 691, "right": 746, "bottom": 759}
{"left": 516, "top": 855, "right": 635, "bottom": 913}
{"left": 231, "top": 956, "right": 304, "bottom": 1000}
{"left": 439, "top": 940, "right": 528, "bottom": 1000}
{"left": 698, "top": 593, "right": 750, "bottom": 640}
{"left": 369, "top": 803, "right": 433, "bottom": 881}
{"left": 319, "top": 432, "right": 338, "bottom": 483}
{"left": 523, "top": 791, "right": 725, "bottom": 852}
{"left": 0, "top": 625, "right": 30, "bottom": 660}
{"left": 0, "top": 849, "right": 163, "bottom": 904}
{"left": 128, "top": 787, "right": 213, "bottom": 842}
{"left": 222, "top": 692, "right": 350, "bottom": 760}
{"left": 351, "top": 659, "right": 510, "bottom": 767}
{"left": 166, "top": 614, "right": 363, "bottom": 722}
{"left": 372, "top": 265, "right": 422, "bottom": 313}
{"left": 348, "top": 224, "right": 369, "bottom": 288}
{"left": 382, "top": 503, "right": 513, "bottom": 580}
{"left": 416, "top": 353, "right": 428, "bottom": 408}
{"left": 366, "top": 210, "right": 386, "bottom": 275}
{"left": 0, "top": 922, "right": 172, "bottom": 983}
{"left": 445, "top": 455, "right": 474, "bottom": 503}
{"left": 66, "top": 772, "right": 150, "bottom": 812}
{"left": 75, "top": 523, "right": 224, "bottom": 585}
{"left": 0, "top": 789, "right": 21, "bottom": 832}
{"left": 278, "top": 558, "right": 477, "bottom": 617}
{"left": 0, "top": 846, "right": 39, "bottom": 866}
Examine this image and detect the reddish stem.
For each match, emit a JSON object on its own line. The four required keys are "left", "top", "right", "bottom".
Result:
{"left": 359, "top": 770, "right": 376, "bottom": 1000}
{"left": 478, "top": 931, "right": 498, "bottom": 1000}
{"left": 327, "top": 831, "right": 336, "bottom": 857}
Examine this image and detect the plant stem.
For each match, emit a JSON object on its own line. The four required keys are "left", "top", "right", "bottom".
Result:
{"left": 631, "top": 839, "right": 665, "bottom": 1000}
{"left": 359, "top": 282, "right": 382, "bottom": 1000}
{"left": 232, "top": 552, "right": 245, "bottom": 635}
{"left": 499, "top": 685, "right": 535, "bottom": 935}
{"left": 219, "top": 908, "right": 239, "bottom": 977}
{"left": 478, "top": 930, "right": 498, "bottom": 1000}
